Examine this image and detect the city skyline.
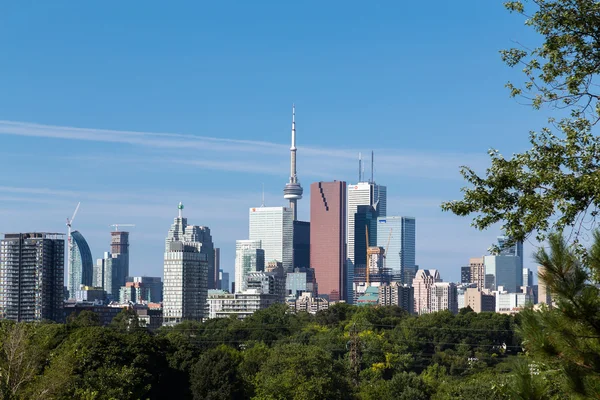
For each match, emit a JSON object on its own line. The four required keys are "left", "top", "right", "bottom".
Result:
{"left": 0, "top": 2, "right": 544, "bottom": 282}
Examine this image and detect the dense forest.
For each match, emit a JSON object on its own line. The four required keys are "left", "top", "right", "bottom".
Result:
{"left": 0, "top": 304, "right": 569, "bottom": 399}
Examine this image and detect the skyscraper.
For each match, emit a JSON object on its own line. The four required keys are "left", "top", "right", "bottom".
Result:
{"left": 484, "top": 255, "right": 523, "bottom": 292}
{"left": 461, "top": 266, "right": 471, "bottom": 284}
{"left": 347, "top": 181, "right": 386, "bottom": 276}
{"left": 523, "top": 267, "right": 533, "bottom": 287}
{"left": 94, "top": 230, "right": 130, "bottom": 301}
{"left": 354, "top": 205, "right": 378, "bottom": 269}
{"left": 249, "top": 206, "right": 293, "bottom": 271}
{"left": 376, "top": 216, "right": 416, "bottom": 283}
{"left": 110, "top": 231, "right": 129, "bottom": 281}
{"left": 165, "top": 202, "right": 216, "bottom": 288}
{"left": 219, "top": 269, "right": 229, "bottom": 293}
{"left": 163, "top": 203, "right": 209, "bottom": 325}
{"left": 283, "top": 104, "right": 303, "bottom": 221}
{"left": 214, "top": 248, "right": 221, "bottom": 289}
{"left": 497, "top": 235, "right": 524, "bottom": 270}
{"left": 293, "top": 220, "right": 310, "bottom": 269}
{"left": 310, "top": 181, "right": 347, "bottom": 302}
{"left": 0, "top": 233, "right": 65, "bottom": 322}
{"left": 68, "top": 230, "right": 93, "bottom": 298}
{"left": 234, "top": 240, "right": 265, "bottom": 292}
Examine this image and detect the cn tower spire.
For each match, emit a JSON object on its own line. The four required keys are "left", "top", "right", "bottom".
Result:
{"left": 283, "top": 104, "right": 303, "bottom": 220}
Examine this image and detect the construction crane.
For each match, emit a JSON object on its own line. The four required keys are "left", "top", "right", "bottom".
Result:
{"left": 109, "top": 224, "right": 135, "bottom": 232}
{"left": 384, "top": 229, "right": 393, "bottom": 270}
{"left": 66, "top": 202, "right": 81, "bottom": 286}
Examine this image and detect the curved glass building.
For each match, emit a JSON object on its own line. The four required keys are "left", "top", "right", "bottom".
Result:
{"left": 69, "top": 230, "right": 93, "bottom": 298}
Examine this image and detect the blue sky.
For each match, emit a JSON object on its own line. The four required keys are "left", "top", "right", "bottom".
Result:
{"left": 0, "top": 1, "right": 548, "bottom": 283}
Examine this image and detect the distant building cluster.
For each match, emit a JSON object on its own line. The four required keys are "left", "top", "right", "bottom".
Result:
{"left": 0, "top": 106, "right": 554, "bottom": 328}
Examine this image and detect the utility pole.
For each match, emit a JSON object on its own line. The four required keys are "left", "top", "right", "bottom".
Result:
{"left": 349, "top": 323, "right": 361, "bottom": 386}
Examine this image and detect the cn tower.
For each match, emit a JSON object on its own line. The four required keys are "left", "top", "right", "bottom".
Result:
{"left": 283, "top": 104, "right": 303, "bottom": 220}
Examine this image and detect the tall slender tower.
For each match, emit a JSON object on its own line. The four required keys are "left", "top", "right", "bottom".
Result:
{"left": 283, "top": 104, "right": 303, "bottom": 221}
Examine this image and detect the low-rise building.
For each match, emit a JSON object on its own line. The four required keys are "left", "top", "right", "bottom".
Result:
{"left": 75, "top": 286, "right": 107, "bottom": 303}
{"left": 463, "top": 287, "right": 496, "bottom": 312}
{"left": 495, "top": 290, "right": 533, "bottom": 314}
{"left": 207, "top": 289, "right": 278, "bottom": 319}
{"left": 287, "top": 292, "right": 329, "bottom": 314}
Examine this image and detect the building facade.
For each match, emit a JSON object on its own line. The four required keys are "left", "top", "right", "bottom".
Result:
{"left": 219, "top": 269, "right": 230, "bottom": 292}
{"left": 412, "top": 269, "right": 441, "bottom": 315}
{"left": 249, "top": 207, "right": 293, "bottom": 271}
{"left": 347, "top": 182, "right": 387, "bottom": 274}
{"left": 468, "top": 257, "right": 485, "bottom": 289}
{"left": 207, "top": 289, "right": 278, "bottom": 319}
{"left": 376, "top": 216, "right": 416, "bottom": 284}
{"left": 461, "top": 266, "right": 471, "bottom": 284}
{"left": 378, "top": 282, "right": 414, "bottom": 313}
{"left": 234, "top": 240, "right": 265, "bottom": 293}
{"left": 310, "top": 181, "right": 347, "bottom": 302}
{"left": 68, "top": 230, "right": 93, "bottom": 299}
{"left": 163, "top": 204, "right": 209, "bottom": 325}
{"left": 126, "top": 276, "right": 163, "bottom": 302}
{"left": 287, "top": 292, "right": 329, "bottom": 314}
{"left": 523, "top": 267, "right": 533, "bottom": 287}
{"left": 293, "top": 220, "right": 310, "bottom": 269}
{"left": 429, "top": 282, "right": 458, "bottom": 314}
{"left": 463, "top": 287, "right": 495, "bottom": 312}
{"left": 286, "top": 267, "right": 317, "bottom": 297}
{"left": 484, "top": 255, "right": 523, "bottom": 292}
{"left": 0, "top": 233, "right": 65, "bottom": 322}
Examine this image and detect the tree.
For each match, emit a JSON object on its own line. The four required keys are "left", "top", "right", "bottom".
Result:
{"left": 519, "top": 233, "right": 600, "bottom": 397}
{"left": 253, "top": 343, "right": 352, "bottom": 400}
{"left": 190, "top": 346, "right": 246, "bottom": 400}
{"left": 0, "top": 323, "right": 37, "bottom": 399}
{"left": 441, "top": 0, "right": 600, "bottom": 246}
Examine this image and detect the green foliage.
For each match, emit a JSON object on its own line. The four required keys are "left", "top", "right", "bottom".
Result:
{"left": 519, "top": 233, "right": 600, "bottom": 397}
{"left": 442, "top": 0, "right": 600, "bottom": 246}
{"left": 190, "top": 345, "right": 246, "bottom": 400}
{"left": 0, "top": 304, "right": 575, "bottom": 399}
{"left": 253, "top": 343, "right": 351, "bottom": 400}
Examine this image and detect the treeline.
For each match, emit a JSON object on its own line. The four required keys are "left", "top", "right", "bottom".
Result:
{"left": 0, "top": 305, "right": 565, "bottom": 399}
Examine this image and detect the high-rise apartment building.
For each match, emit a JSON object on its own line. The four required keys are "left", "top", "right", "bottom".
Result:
{"left": 94, "top": 252, "right": 123, "bottom": 300}
{"left": 347, "top": 182, "right": 387, "bottom": 268}
{"left": 484, "top": 255, "right": 522, "bottom": 292}
{"left": 249, "top": 207, "right": 293, "bottom": 271}
{"left": 310, "top": 181, "right": 347, "bottom": 302}
{"left": 93, "top": 231, "right": 130, "bottom": 301}
{"left": 469, "top": 257, "right": 485, "bottom": 289}
{"left": 119, "top": 281, "right": 152, "bottom": 304}
{"left": 412, "top": 269, "right": 441, "bottom": 315}
{"left": 234, "top": 240, "right": 265, "bottom": 292}
{"left": 163, "top": 204, "right": 209, "bottom": 325}
{"left": 378, "top": 282, "right": 414, "bottom": 313}
{"left": 110, "top": 231, "right": 129, "bottom": 281}
{"left": 376, "top": 216, "right": 416, "bottom": 283}
{"left": 68, "top": 230, "right": 93, "bottom": 298}
{"left": 0, "top": 233, "right": 65, "bottom": 322}
{"left": 429, "top": 282, "right": 458, "bottom": 314}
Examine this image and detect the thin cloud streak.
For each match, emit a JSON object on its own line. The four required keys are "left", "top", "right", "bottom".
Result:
{"left": 0, "top": 120, "right": 487, "bottom": 180}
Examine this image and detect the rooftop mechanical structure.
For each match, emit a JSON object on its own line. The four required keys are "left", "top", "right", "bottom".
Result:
{"left": 283, "top": 104, "right": 303, "bottom": 221}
